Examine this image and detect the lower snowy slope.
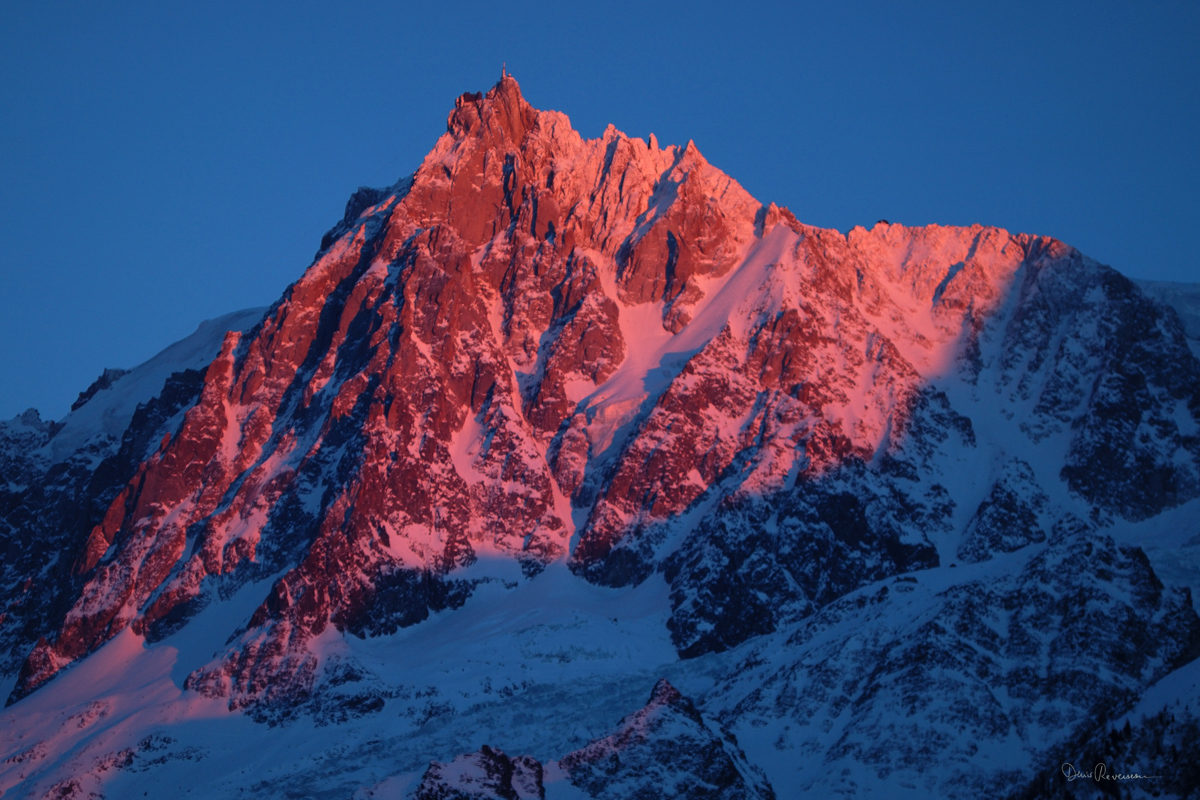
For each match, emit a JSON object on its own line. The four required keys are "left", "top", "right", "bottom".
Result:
{"left": 0, "top": 562, "right": 681, "bottom": 799}
{"left": 1, "top": 477, "right": 1197, "bottom": 798}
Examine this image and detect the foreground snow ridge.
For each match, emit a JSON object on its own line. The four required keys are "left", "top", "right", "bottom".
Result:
{"left": 1, "top": 75, "right": 1199, "bottom": 799}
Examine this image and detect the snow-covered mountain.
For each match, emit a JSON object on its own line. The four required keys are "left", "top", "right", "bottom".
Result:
{"left": 1, "top": 76, "right": 1198, "bottom": 799}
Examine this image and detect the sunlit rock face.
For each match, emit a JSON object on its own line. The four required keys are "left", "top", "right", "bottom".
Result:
{"left": 1, "top": 75, "right": 1199, "bottom": 800}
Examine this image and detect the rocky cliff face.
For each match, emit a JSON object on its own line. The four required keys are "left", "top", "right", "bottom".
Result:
{"left": 0, "top": 307, "right": 264, "bottom": 687}
{"left": 1, "top": 76, "right": 1198, "bottom": 800}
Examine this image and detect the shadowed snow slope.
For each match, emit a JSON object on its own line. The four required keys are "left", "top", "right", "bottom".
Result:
{"left": 1, "top": 76, "right": 1199, "bottom": 799}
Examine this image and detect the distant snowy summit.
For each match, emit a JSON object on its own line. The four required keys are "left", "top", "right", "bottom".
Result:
{"left": 1, "top": 75, "right": 1199, "bottom": 799}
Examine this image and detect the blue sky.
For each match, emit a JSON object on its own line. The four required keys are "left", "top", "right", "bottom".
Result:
{"left": 1, "top": 0, "right": 1197, "bottom": 420}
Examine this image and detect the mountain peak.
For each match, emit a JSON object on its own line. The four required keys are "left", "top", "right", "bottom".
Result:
{"left": 647, "top": 677, "right": 685, "bottom": 708}
{"left": 447, "top": 73, "right": 535, "bottom": 144}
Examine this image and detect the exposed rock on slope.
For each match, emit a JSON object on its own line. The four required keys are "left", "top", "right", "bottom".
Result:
{"left": 413, "top": 745, "right": 544, "bottom": 800}
{"left": 707, "top": 526, "right": 1200, "bottom": 797}
{"left": 0, "top": 309, "right": 263, "bottom": 687}
{"left": 1138, "top": 278, "right": 1200, "bottom": 355}
{"left": 407, "top": 681, "right": 775, "bottom": 800}
{"left": 555, "top": 679, "right": 775, "bottom": 800}
{"left": 956, "top": 456, "right": 1049, "bottom": 563}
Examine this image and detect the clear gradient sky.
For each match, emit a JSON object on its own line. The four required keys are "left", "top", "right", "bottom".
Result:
{"left": 1, "top": 0, "right": 1197, "bottom": 421}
